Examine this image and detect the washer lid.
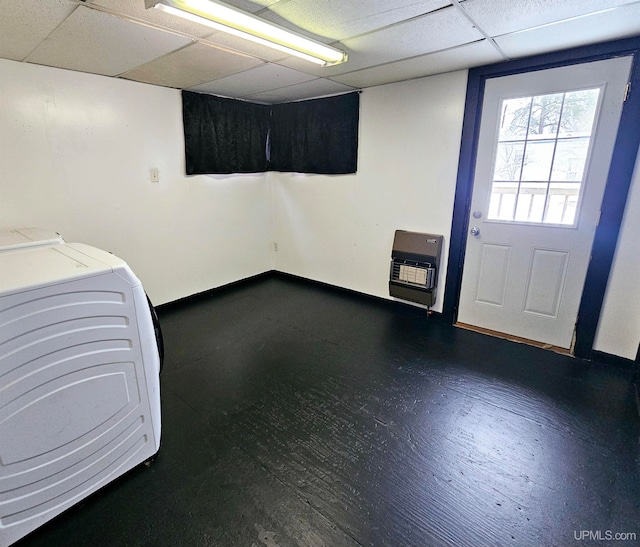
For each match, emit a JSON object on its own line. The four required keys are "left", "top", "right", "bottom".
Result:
{"left": 0, "top": 228, "right": 64, "bottom": 251}
{"left": 0, "top": 243, "right": 137, "bottom": 297}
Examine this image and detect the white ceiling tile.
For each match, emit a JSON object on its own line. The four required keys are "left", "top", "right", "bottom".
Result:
{"left": 120, "top": 42, "right": 263, "bottom": 88}
{"left": 260, "top": 0, "right": 452, "bottom": 41}
{"left": 328, "top": 6, "right": 484, "bottom": 75}
{"left": 242, "top": 78, "right": 356, "bottom": 103}
{"left": 0, "top": 0, "right": 77, "bottom": 61}
{"left": 495, "top": 3, "right": 640, "bottom": 59}
{"left": 331, "top": 40, "right": 504, "bottom": 89}
{"left": 188, "top": 63, "right": 316, "bottom": 97}
{"left": 25, "top": 7, "right": 192, "bottom": 77}
{"left": 461, "top": 0, "right": 640, "bottom": 37}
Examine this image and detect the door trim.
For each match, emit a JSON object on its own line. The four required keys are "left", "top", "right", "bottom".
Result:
{"left": 443, "top": 35, "right": 640, "bottom": 360}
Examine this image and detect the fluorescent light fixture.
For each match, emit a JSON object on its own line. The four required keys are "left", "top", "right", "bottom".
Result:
{"left": 145, "top": 0, "right": 348, "bottom": 66}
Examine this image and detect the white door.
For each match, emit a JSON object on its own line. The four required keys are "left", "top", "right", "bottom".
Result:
{"left": 457, "top": 56, "right": 633, "bottom": 349}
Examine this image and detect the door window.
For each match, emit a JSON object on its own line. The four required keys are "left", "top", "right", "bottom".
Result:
{"left": 488, "top": 88, "right": 601, "bottom": 225}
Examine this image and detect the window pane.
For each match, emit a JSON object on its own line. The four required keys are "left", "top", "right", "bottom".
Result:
{"left": 551, "top": 138, "right": 589, "bottom": 181}
{"left": 488, "top": 182, "right": 518, "bottom": 220}
{"left": 514, "top": 182, "right": 547, "bottom": 223}
{"left": 494, "top": 142, "right": 525, "bottom": 181}
{"left": 528, "top": 93, "right": 563, "bottom": 140}
{"left": 488, "top": 88, "right": 599, "bottom": 227}
{"left": 558, "top": 89, "right": 600, "bottom": 138}
{"left": 499, "top": 97, "right": 532, "bottom": 140}
{"left": 544, "top": 183, "right": 580, "bottom": 224}
{"left": 521, "top": 140, "right": 554, "bottom": 181}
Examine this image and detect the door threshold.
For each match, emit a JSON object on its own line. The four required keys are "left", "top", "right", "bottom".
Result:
{"left": 455, "top": 322, "right": 573, "bottom": 356}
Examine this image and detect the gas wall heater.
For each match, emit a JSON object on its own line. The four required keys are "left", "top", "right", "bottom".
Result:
{"left": 389, "top": 230, "right": 443, "bottom": 308}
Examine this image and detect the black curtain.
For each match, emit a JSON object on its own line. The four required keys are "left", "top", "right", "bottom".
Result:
{"left": 269, "top": 92, "right": 359, "bottom": 174}
{"left": 182, "top": 91, "right": 359, "bottom": 175}
{"left": 182, "top": 92, "right": 269, "bottom": 175}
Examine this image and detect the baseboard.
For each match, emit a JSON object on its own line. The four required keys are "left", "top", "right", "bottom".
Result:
{"left": 157, "top": 269, "right": 442, "bottom": 319}
{"left": 271, "top": 271, "right": 443, "bottom": 319}
{"left": 155, "top": 271, "right": 275, "bottom": 312}
{"left": 590, "top": 350, "right": 638, "bottom": 371}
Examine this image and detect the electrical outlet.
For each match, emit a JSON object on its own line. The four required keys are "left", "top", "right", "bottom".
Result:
{"left": 273, "top": 241, "right": 278, "bottom": 252}
{"left": 150, "top": 168, "right": 160, "bottom": 183}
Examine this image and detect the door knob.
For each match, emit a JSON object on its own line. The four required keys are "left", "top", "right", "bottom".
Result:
{"left": 470, "top": 226, "right": 480, "bottom": 237}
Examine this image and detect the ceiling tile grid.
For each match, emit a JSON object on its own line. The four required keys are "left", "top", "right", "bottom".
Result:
{"left": 0, "top": 0, "right": 638, "bottom": 102}
{"left": 332, "top": 6, "right": 485, "bottom": 74}
{"left": 461, "top": 0, "right": 640, "bottom": 37}
{"left": 494, "top": 2, "right": 640, "bottom": 59}
{"left": 331, "top": 39, "right": 504, "bottom": 89}
{"left": 257, "top": 0, "right": 453, "bottom": 41}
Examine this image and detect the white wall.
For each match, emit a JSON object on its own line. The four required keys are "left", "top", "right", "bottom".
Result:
{"left": 271, "top": 69, "right": 640, "bottom": 359}
{"left": 594, "top": 147, "right": 640, "bottom": 360}
{"left": 2, "top": 57, "right": 637, "bottom": 359}
{"left": 271, "top": 71, "right": 468, "bottom": 313}
{"left": 0, "top": 58, "right": 272, "bottom": 305}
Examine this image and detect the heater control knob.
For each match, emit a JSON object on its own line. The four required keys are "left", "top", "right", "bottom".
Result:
{"left": 470, "top": 226, "right": 480, "bottom": 237}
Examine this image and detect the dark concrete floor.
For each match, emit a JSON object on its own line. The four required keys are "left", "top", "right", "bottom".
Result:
{"left": 15, "top": 275, "right": 640, "bottom": 547}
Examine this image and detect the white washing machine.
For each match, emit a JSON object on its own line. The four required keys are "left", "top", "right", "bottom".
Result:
{"left": 0, "top": 243, "right": 162, "bottom": 547}
{"left": 0, "top": 228, "right": 164, "bottom": 375}
{"left": 0, "top": 228, "right": 164, "bottom": 376}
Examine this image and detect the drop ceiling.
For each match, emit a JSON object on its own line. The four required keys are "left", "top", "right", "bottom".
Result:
{"left": 2, "top": 0, "right": 640, "bottom": 103}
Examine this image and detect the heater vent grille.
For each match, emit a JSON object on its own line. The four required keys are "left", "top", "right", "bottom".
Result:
{"left": 390, "top": 260, "right": 436, "bottom": 289}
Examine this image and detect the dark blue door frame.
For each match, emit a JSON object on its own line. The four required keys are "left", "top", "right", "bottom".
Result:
{"left": 442, "top": 35, "right": 640, "bottom": 361}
